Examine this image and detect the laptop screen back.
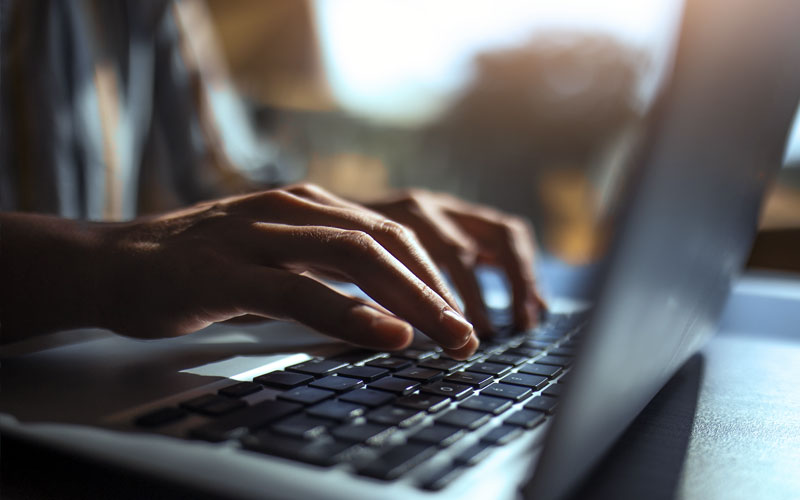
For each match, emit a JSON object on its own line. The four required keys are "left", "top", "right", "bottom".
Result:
{"left": 525, "top": 0, "right": 800, "bottom": 498}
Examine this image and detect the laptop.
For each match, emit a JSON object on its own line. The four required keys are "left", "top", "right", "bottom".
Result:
{"left": 2, "top": 0, "right": 799, "bottom": 498}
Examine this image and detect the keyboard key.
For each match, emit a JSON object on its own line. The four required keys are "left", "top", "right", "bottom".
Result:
{"left": 465, "top": 362, "right": 512, "bottom": 377}
{"left": 420, "top": 381, "right": 473, "bottom": 400}
{"left": 309, "top": 375, "right": 364, "bottom": 392}
{"left": 396, "top": 348, "right": 437, "bottom": 361}
{"left": 542, "top": 384, "right": 565, "bottom": 397}
{"left": 548, "top": 347, "right": 577, "bottom": 357}
{"left": 199, "top": 398, "right": 247, "bottom": 416}
{"left": 394, "top": 367, "right": 444, "bottom": 383}
{"left": 271, "top": 414, "right": 332, "bottom": 439}
{"left": 458, "top": 395, "right": 512, "bottom": 415}
{"left": 524, "top": 396, "right": 559, "bottom": 414}
{"left": 507, "top": 347, "right": 544, "bottom": 358}
{"left": 500, "top": 373, "right": 549, "bottom": 390}
{"left": 254, "top": 371, "right": 314, "bottom": 390}
{"left": 358, "top": 443, "right": 437, "bottom": 480}
{"left": 242, "top": 432, "right": 352, "bottom": 467}
{"left": 559, "top": 339, "right": 580, "bottom": 349}
{"left": 366, "top": 357, "right": 413, "bottom": 371}
{"left": 338, "top": 388, "right": 395, "bottom": 408}
{"left": 418, "top": 358, "right": 464, "bottom": 372}
{"left": 335, "top": 366, "right": 389, "bottom": 382}
{"left": 180, "top": 394, "right": 221, "bottom": 412}
{"left": 486, "top": 354, "right": 528, "bottom": 366}
{"left": 329, "top": 349, "right": 380, "bottom": 364}
{"left": 395, "top": 394, "right": 450, "bottom": 413}
{"left": 135, "top": 407, "right": 187, "bottom": 428}
{"left": 481, "top": 425, "right": 523, "bottom": 445}
{"left": 368, "top": 376, "right": 420, "bottom": 395}
{"left": 286, "top": 359, "right": 349, "bottom": 377}
{"left": 219, "top": 381, "right": 262, "bottom": 398}
{"left": 442, "top": 350, "right": 482, "bottom": 363}
{"left": 277, "top": 387, "right": 335, "bottom": 405}
{"left": 481, "top": 383, "right": 533, "bottom": 402}
{"left": 190, "top": 400, "right": 302, "bottom": 442}
{"left": 524, "top": 340, "right": 553, "bottom": 350}
{"left": 180, "top": 394, "right": 246, "bottom": 416}
{"left": 408, "top": 424, "right": 465, "bottom": 448}
{"left": 368, "top": 406, "right": 425, "bottom": 428}
{"left": 476, "top": 339, "right": 507, "bottom": 352}
{"left": 420, "top": 464, "right": 466, "bottom": 491}
{"left": 454, "top": 442, "right": 493, "bottom": 466}
{"left": 306, "top": 400, "right": 366, "bottom": 421}
{"left": 518, "top": 363, "right": 562, "bottom": 378}
{"left": 504, "top": 409, "right": 546, "bottom": 429}
{"left": 437, "top": 409, "right": 491, "bottom": 430}
{"left": 531, "top": 332, "right": 563, "bottom": 343}
{"left": 535, "top": 355, "right": 573, "bottom": 367}
{"left": 331, "top": 423, "right": 395, "bottom": 445}
{"left": 445, "top": 372, "right": 493, "bottom": 389}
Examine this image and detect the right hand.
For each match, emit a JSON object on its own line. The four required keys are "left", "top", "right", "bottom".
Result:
{"left": 94, "top": 184, "right": 479, "bottom": 358}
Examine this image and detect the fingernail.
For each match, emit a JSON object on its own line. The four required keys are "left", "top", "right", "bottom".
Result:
{"left": 441, "top": 307, "right": 473, "bottom": 348}
{"left": 443, "top": 332, "right": 480, "bottom": 360}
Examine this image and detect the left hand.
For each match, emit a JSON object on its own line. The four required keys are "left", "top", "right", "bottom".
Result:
{"left": 368, "top": 190, "right": 547, "bottom": 336}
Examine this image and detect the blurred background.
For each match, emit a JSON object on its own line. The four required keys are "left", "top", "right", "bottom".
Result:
{"left": 187, "top": 0, "right": 800, "bottom": 268}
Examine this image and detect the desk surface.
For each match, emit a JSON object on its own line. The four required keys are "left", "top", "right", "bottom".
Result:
{"left": 570, "top": 271, "right": 800, "bottom": 500}
{"left": 679, "top": 333, "right": 800, "bottom": 500}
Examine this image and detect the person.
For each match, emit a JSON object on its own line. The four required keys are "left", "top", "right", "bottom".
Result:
{"left": 0, "top": 0, "right": 545, "bottom": 359}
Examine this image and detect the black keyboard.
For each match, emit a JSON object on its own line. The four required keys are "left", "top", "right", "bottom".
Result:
{"left": 134, "top": 311, "right": 587, "bottom": 491}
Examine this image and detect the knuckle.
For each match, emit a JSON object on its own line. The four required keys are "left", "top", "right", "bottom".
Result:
{"left": 399, "top": 190, "right": 426, "bottom": 210}
{"left": 337, "top": 229, "right": 377, "bottom": 254}
{"left": 260, "top": 188, "right": 295, "bottom": 204}
{"left": 506, "top": 215, "right": 531, "bottom": 234}
{"left": 379, "top": 219, "right": 415, "bottom": 241}
{"left": 495, "top": 218, "right": 521, "bottom": 242}
{"left": 290, "top": 182, "right": 326, "bottom": 197}
{"left": 501, "top": 216, "right": 536, "bottom": 253}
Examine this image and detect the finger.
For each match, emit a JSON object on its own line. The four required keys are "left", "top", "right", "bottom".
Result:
{"left": 234, "top": 267, "right": 414, "bottom": 350}
{"left": 286, "top": 183, "right": 369, "bottom": 213}
{"left": 232, "top": 189, "right": 463, "bottom": 313}
{"left": 220, "top": 314, "right": 273, "bottom": 325}
{"left": 442, "top": 253, "right": 495, "bottom": 336}
{"left": 244, "top": 223, "right": 474, "bottom": 350}
{"left": 379, "top": 202, "right": 495, "bottom": 335}
{"left": 441, "top": 332, "right": 480, "bottom": 360}
{"left": 447, "top": 210, "right": 545, "bottom": 330}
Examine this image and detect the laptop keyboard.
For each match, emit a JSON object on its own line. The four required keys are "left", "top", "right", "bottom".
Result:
{"left": 134, "top": 311, "right": 587, "bottom": 490}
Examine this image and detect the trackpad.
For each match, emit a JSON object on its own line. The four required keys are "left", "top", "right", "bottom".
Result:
{"left": 180, "top": 352, "right": 313, "bottom": 380}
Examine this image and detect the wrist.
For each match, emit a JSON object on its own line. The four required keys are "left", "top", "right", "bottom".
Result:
{"left": 0, "top": 213, "right": 110, "bottom": 343}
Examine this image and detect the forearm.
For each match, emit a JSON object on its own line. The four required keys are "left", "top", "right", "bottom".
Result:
{"left": 0, "top": 213, "right": 108, "bottom": 343}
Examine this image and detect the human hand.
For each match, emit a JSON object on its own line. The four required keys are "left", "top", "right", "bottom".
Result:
{"left": 93, "top": 184, "right": 478, "bottom": 358}
{"left": 367, "top": 190, "right": 546, "bottom": 335}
